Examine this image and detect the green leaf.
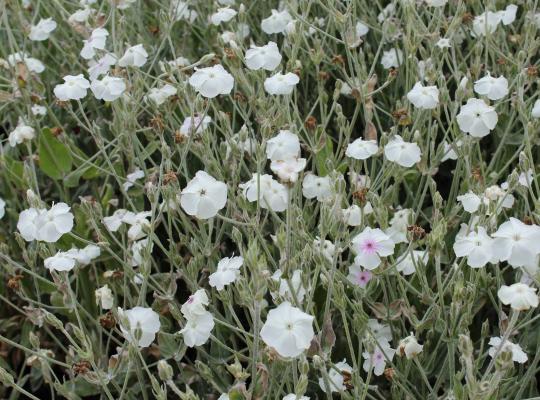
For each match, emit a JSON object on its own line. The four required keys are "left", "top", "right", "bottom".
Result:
{"left": 38, "top": 128, "right": 73, "bottom": 180}
{"left": 314, "top": 135, "right": 334, "bottom": 176}
{"left": 2, "top": 155, "right": 25, "bottom": 186}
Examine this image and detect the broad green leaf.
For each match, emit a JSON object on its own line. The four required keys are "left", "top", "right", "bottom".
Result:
{"left": 38, "top": 128, "right": 73, "bottom": 180}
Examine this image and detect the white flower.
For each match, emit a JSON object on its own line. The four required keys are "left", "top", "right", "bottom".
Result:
{"left": 180, "top": 171, "right": 228, "bottom": 219}
{"left": 172, "top": 0, "right": 198, "bottom": 22}
{"left": 485, "top": 184, "right": 514, "bottom": 209}
{"left": 31, "top": 105, "right": 47, "bottom": 116}
{"left": 345, "top": 138, "right": 378, "bottom": 160}
{"left": 44, "top": 252, "right": 76, "bottom": 272}
{"left": 88, "top": 53, "right": 117, "bottom": 81}
{"left": 386, "top": 208, "right": 412, "bottom": 244}
{"left": 488, "top": 336, "right": 527, "bottom": 363}
{"left": 318, "top": 359, "right": 353, "bottom": 392}
{"left": 456, "top": 98, "right": 498, "bottom": 137}
{"left": 356, "top": 21, "right": 369, "bottom": 37}
{"left": 7, "top": 52, "right": 44, "bottom": 73}
{"left": 209, "top": 256, "right": 243, "bottom": 290}
{"left": 270, "top": 158, "right": 306, "bottom": 183}
{"left": 457, "top": 191, "right": 483, "bottom": 213}
{"left": 313, "top": 237, "right": 336, "bottom": 263}
{"left": 69, "top": 7, "right": 94, "bottom": 23}
{"left": 341, "top": 203, "right": 373, "bottom": 227}
{"left": 116, "top": 0, "right": 136, "bottom": 9}
{"left": 498, "top": 283, "right": 538, "bottom": 311}
{"left": 80, "top": 28, "right": 108, "bottom": 60}
{"left": 180, "top": 289, "right": 214, "bottom": 347}
{"left": 532, "top": 99, "right": 540, "bottom": 118}
{"left": 180, "top": 310, "right": 214, "bottom": 347}
{"left": 147, "top": 84, "right": 177, "bottom": 105}
{"left": 118, "top": 306, "right": 161, "bottom": 347}
{"left": 29, "top": 18, "right": 57, "bottom": 41}
{"left": 240, "top": 174, "right": 289, "bottom": 212}
{"left": 130, "top": 238, "right": 150, "bottom": 267}
{"left": 474, "top": 73, "right": 509, "bottom": 101}
{"left": 264, "top": 72, "right": 299, "bottom": 95}
{"left": 54, "top": 74, "right": 90, "bottom": 101}
{"left": 384, "top": 135, "right": 422, "bottom": 167}
{"left": 492, "top": 218, "right": 540, "bottom": 267}
{"left": 362, "top": 338, "right": 396, "bottom": 376}
{"left": 95, "top": 285, "right": 114, "bottom": 309}
{"left": 302, "top": 173, "right": 333, "bottom": 202}
{"left": 181, "top": 289, "right": 209, "bottom": 318}
{"left": 406, "top": 82, "right": 439, "bottom": 109}
{"left": 71, "top": 244, "right": 100, "bottom": 265}
{"left": 351, "top": 227, "right": 395, "bottom": 270}
{"left": 189, "top": 65, "right": 234, "bottom": 98}
{"left": 123, "top": 211, "right": 152, "bottom": 240}
{"left": 266, "top": 130, "right": 300, "bottom": 161}
{"left": 123, "top": 169, "right": 145, "bottom": 191}
{"left": 245, "top": 41, "right": 282, "bottom": 71}
{"left": 8, "top": 120, "right": 35, "bottom": 147}
{"left": 261, "top": 9, "right": 293, "bottom": 34}
{"left": 18, "top": 203, "right": 74, "bottom": 243}
{"left": 395, "top": 250, "right": 428, "bottom": 275}
{"left": 472, "top": 12, "right": 502, "bottom": 37}
{"left": 368, "top": 319, "right": 392, "bottom": 342}
{"left": 381, "top": 49, "right": 402, "bottom": 69}
{"left": 260, "top": 302, "right": 314, "bottom": 358}
{"left": 103, "top": 209, "right": 133, "bottom": 232}
{"left": 441, "top": 140, "right": 460, "bottom": 162}
{"left": 518, "top": 170, "right": 533, "bottom": 187}
{"left": 283, "top": 395, "right": 309, "bottom": 400}
{"left": 118, "top": 44, "right": 148, "bottom": 67}
{"left": 454, "top": 227, "right": 496, "bottom": 268}
{"left": 425, "top": 0, "right": 447, "bottom": 6}
{"left": 398, "top": 335, "right": 423, "bottom": 359}
{"left": 210, "top": 7, "right": 237, "bottom": 25}
{"left": 179, "top": 115, "right": 212, "bottom": 137}
{"left": 272, "top": 270, "right": 306, "bottom": 303}
{"left": 90, "top": 75, "right": 126, "bottom": 101}
{"left": 0, "top": 198, "right": 5, "bottom": 219}
{"left": 500, "top": 5, "right": 518, "bottom": 25}
{"left": 436, "top": 38, "right": 451, "bottom": 48}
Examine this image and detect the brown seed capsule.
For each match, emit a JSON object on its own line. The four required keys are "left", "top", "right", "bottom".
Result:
{"left": 234, "top": 92, "right": 247, "bottom": 102}
{"left": 318, "top": 71, "right": 330, "bottom": 81}
{"left": 392, "top": 108, "right": 412, "bottom": 126}
{"left": 7, "top": 275, "right": 23, "bottom": 290}
{"left": 304, "top": 116, "right": 317, "bottom": 130}
{"left": 471, "top": 166, "right": 483, "bottom": 183}
{"left": 332, "top": 55, "right": 345, "bottom": 65}
{"left": 149, "top": 26, "right": 160, "bottom": 35}
{"left": 163, "top": 171, "right": 178, "bottom": 185}
{"left": 353, "top": 188, "right": 369, "bottom": 205}
{"left": 342, "top": 370, "right": 353, "bottom": 390}
{"left": 150, "top": 115, "right": 164, "bottom": 131}
{"left": 72, "top": 360, "right": 92, "bottom": 375}
{"left": 408, "top": 225, "right": 426, "bottom": 240}
{"left": 99, "top": 311, "right": 116, "bottom": 329}
{"left": 224, "top": 47, "right": 236, "bottom": 60}
{"left": 522, "top": 216, "right": 533, "bottom": 225}
{"left": 174, "top": 130, "right": 185, "bottom": 144}
{"left": 527, "top": 65, "right": 538, "bottom": 77}
{"left": 50, "top": 127, "right": 63, "bottom": 137}
{"left": 384, "top": 367, "right": 394, "bottom": 381}
{"left": 462, "top": 12, "right": 474, "bottom": 24}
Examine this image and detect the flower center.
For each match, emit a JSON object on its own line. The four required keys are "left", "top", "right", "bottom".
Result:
{"left": 361, "top": 239, "right": 379, "bottom": 255}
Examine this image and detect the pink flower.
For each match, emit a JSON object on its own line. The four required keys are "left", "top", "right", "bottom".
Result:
{"left": 347, "top": 265, "right": 373, "bottom": 287}
{"left": 351, "top": 227, "right": 395, "bottom": 269}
